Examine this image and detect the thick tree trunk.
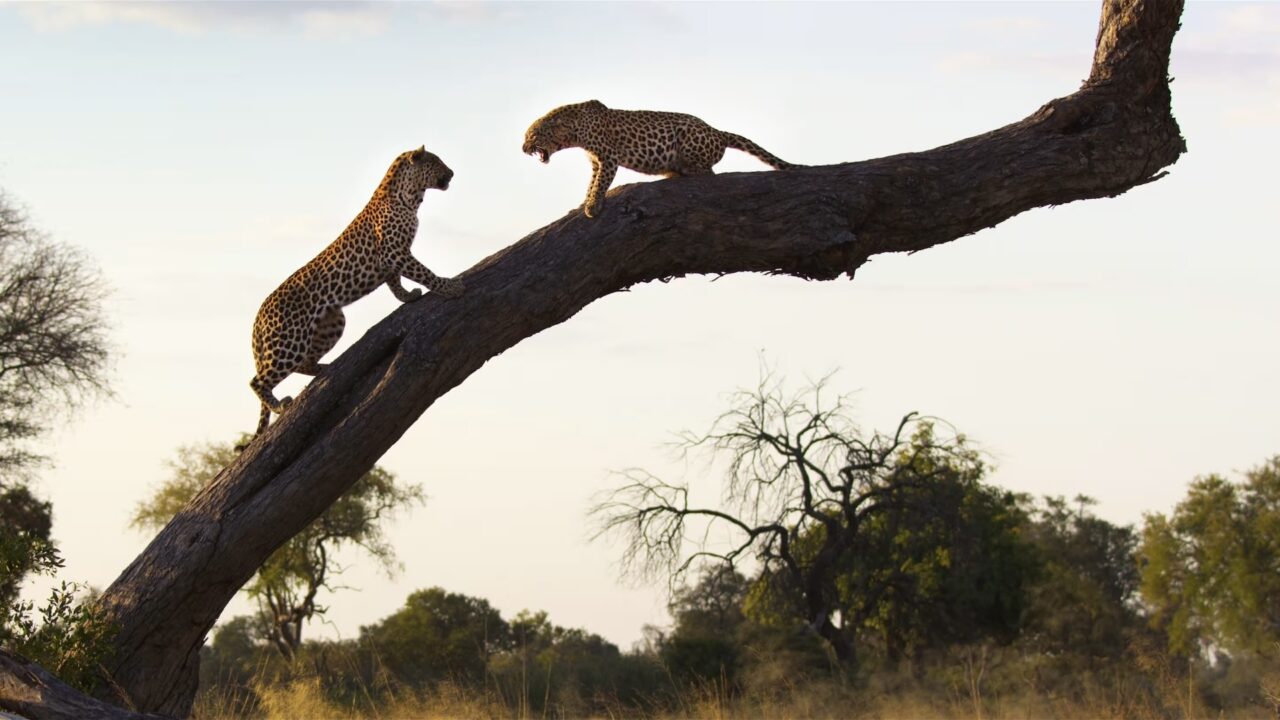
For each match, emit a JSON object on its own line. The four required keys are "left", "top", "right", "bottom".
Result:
{"left": 1, "top": 0, "right": 1184, "bottom": 716}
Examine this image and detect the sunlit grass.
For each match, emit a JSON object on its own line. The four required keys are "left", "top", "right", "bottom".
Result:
{"left": 192, "top": 652, "right": 1280, "bottom": 720}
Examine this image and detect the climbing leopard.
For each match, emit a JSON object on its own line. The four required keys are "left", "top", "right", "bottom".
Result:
{"left": 522, "top": 100, "right": 795, "bottom": 218}
{"left": 248, "top": 146, "right": 463, "bottom": 437}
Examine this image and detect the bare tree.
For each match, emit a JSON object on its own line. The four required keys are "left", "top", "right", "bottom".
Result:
{"left": 0, "top": 193, "right": 110, "bottom": 479}
{"left": 592, "top": 375, "right": 980, "bottom": 666}
{"left": 0, "top": 1, "right": 1187, "bottom": 716}
{"left": 0, "top": 193, "right": 114, "bottom": 709}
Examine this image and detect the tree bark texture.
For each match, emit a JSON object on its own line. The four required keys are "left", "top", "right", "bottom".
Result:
{"left": 1, "top": 0, "right": 1185, "bottom": 716}
{"left": 0, "top": 648, "right": 164, "bottom": 720}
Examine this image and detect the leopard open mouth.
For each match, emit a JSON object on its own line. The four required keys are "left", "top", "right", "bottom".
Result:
{"left": 535, "top": 148, "right": 550, "bottom": 163}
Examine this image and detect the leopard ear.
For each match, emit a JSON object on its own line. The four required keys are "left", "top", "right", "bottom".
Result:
{"left": 585, "top": 100, "right": 606, "bottom": 110}
{"left": 410, "top": 146, "right": 427, "bottom": 163}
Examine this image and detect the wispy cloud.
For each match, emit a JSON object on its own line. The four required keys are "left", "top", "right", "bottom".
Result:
{"left": 14, "top": 0, "right": 522, "bottom": 36}
{"left": 16, "top": 1, "right": 393, "bottom": 38}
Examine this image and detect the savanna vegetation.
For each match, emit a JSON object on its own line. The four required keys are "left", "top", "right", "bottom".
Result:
{"left": 158, "top": 381, "right": 1279, "bottom": 719}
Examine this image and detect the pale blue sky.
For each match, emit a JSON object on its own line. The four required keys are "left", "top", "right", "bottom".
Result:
{"left": 2, "top": 1, "right": 1277, "bottom": 648}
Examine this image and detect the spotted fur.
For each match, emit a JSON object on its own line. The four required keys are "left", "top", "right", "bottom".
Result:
{"left": 522, "top": 100, "right": 795, "bottom": 218}
{"left": 249, "top": 147, "right": 463, "bottom": 436}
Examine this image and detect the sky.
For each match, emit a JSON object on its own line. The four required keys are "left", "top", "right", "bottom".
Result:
{"left": 1, "top": 1, "right": 1277, "bottom": 650}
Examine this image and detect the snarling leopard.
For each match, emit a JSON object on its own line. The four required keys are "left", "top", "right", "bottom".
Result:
{"left": 522, "top": 100, "right": 795, "bottom": 218}
{"left": 248, "top": 146, "right": 463, "bottom": 437}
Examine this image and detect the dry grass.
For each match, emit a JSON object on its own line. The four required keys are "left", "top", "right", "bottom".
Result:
{"left": 192, "top": 653, "right": 1280, "bottom": 720}
{"left": 196, "top": 680, "right": 1280, "bottom": 720}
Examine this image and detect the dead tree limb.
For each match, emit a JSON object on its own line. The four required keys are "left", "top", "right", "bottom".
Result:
{"left": 1, "top": 0, "right": 1184, "bottom": 716}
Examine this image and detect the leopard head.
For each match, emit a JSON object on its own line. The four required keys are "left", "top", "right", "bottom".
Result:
{"left": 384, "top": 146, "right": 453, "bottom": 206}
{"left": 522, "top": 100, "right": 606, "bottom": 163}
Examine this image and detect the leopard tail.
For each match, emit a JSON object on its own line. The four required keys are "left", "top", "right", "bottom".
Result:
{"left": 722, "top": 132, "right": 796, "bottom": 170}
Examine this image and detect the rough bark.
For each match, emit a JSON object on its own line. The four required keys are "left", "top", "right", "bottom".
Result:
{"left": 0, "top": 648, "right": 164, "bottom": 720}
{"left": 1, "top": 0, "right": 1184, "bottom": 716}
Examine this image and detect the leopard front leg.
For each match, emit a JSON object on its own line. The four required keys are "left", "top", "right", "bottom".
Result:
{"left": 384, "top": 246, "right": 464, "bottom": 299}
{"left": 386, "top": 276, "right": 423, "bottom": 303}
{"left": 583, "top": 156, "right": 618, "bottom": 219}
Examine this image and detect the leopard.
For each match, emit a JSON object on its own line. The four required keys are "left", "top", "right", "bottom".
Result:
{"left": 522, "top": 99, "right": 796, "bottom": 218}
{"left": 248, "top": 146, "right": 463, "bottom": 437}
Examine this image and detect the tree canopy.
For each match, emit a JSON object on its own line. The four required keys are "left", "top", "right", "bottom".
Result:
{"left": 132, "top": 437, "right": 422, "bottom": 658}
{"left": 594, "top": 375, "right": 1036, "bottom": 667}
{"left": 1139, "top": 457, "right": 1280, "bottom": 658}
{"left": 359, "top": 587, "right": 508, "bottom": 687}
{"left": 0, "top": 192, "right": 110, "bottom": 480}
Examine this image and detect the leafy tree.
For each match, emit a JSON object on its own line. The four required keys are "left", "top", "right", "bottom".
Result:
{"left": 0, "top": 192, "right": 110, "bottom": 479}
{"left": 594, "top": 375, "right": 1031, "bottom": 668}
{"left": 0, "top": 481, "right": 53, "bottom": 607}
{"left": 1139, "top": 456, "right": 1280, "bottom": 657}
{"left": 659, "top": 566, "right": 749, "bottom": 682}
{"left": 0, "top": 534, "right": 113, "bottom": 693}
{"left": 829, "top": 426, "right": 1033, "bottom": 664}
{"left": 490, "top": 609, "right": 649, "bottom": 715}
{"left": 132, "top": 437, "right": 422, "bottom": 659}
{"left": 359, "top": 586, "right": 509, "bottom": 686}
{"left": 1021, "top": 495, "right": 1140, "bottom": 659}
{"left": 198, "top": 614, "right": 271, "bottom": 692}
{"left": 669, "top": 565, "right": 750, "bottom": 638}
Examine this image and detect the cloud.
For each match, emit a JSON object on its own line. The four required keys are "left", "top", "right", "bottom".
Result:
{"left": 16, "top": 1, "right": 393, "bottom": 38}
{"left": 14, "top": 0, "right": 521, "bottom": 36}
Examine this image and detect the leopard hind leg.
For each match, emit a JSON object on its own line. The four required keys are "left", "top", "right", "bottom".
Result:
{"left": 296, "top": 306, "right": 345, "bottom": 375}
{"left": 249, "top": 305, "right": 339, "bottom": 436}
{"left": 250, "top": 367, "right": 294, "bottom": 430}
{"left": 255, "top": 401, "right": 271, "bottom": 437}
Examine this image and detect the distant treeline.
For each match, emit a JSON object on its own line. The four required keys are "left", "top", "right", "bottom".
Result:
{"left": 197, "top": 455, "right": 1280, "bottom": 718}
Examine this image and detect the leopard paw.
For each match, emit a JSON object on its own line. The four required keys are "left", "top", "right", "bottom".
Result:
{"left": 436, "top": 278, "right": 464, "bottom": 299}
